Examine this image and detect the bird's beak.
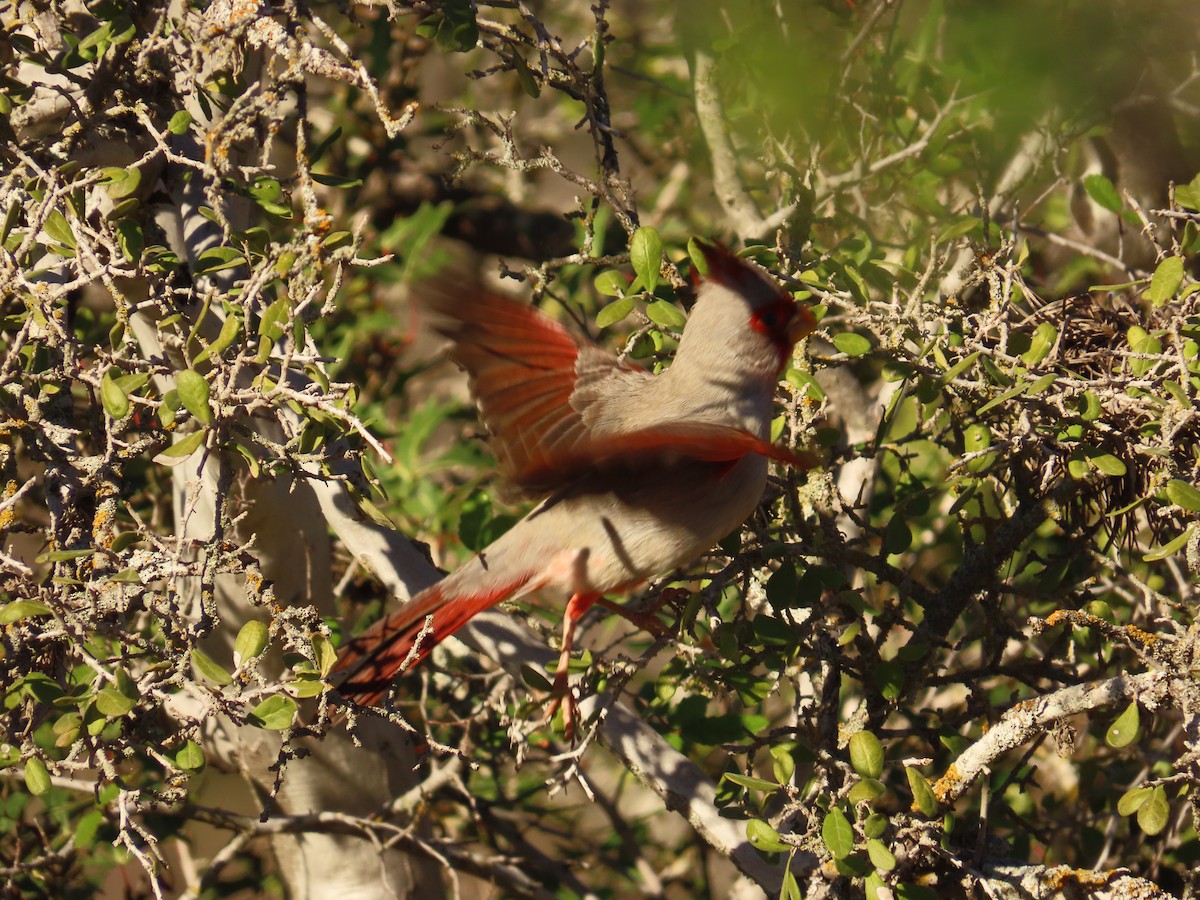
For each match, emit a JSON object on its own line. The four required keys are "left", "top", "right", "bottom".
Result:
{"left": 787, "top": 304, "right": 818, "bottom": 343}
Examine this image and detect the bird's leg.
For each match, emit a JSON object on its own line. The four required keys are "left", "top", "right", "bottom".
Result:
{"left": 594, "top": 594, "right": 671, "bottom": 638}
{"left": 544, "top": 591, "right": 600, "bottom": 741}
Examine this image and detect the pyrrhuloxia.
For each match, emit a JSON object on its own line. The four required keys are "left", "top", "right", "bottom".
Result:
{"left": 332, "top": 243, "right": 816, "bottom": 731}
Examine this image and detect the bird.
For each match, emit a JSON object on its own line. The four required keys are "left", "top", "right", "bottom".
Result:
{"left": 331, "top": 241, "right": 817, "bottom": 735}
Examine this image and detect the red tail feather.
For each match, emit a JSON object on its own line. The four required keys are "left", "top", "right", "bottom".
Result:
{"left": 333, "top": 573, "right": 537, "bottom": 709}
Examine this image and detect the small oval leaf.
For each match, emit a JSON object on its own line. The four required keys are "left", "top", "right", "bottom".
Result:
{"left": 1137, "top": 786, "right": 1170, "bottom": 835}
{"left": 234, "top": 620, "right": 270, "bottom": 667}
{"left": 191, "top": 648, "right": 232, "bottom": 686}
{"left": 1022, "top": 322, "right": 1057, "bottom": 365}
{"left": 1083, "top": 173, "right": 1122, "bottom": 213}
{"left": 1117, "top": 785, "right": 1153, "bottom": 816}
{"left": 176, "top": 369, "right": 212, "bottom": 425}
{"left": 155, "top": 429, "right": 206, "bottom": 464}
{"left": 194, "top": 246, "right": 246, "bottom": 275}
{"left": 745, "top": 817, "right": 789, "bottom": 852}
{"left": 906, "top": 767, "right": 938, "bottom": 817}
{"left": 596, "top": 296, "right": 635, "bottom": 327}
{"left": 24, "top": 757, "right": 51, "bottom": 796}
{"left": 249, "top": 695, "right": 298, "bottom": 730}
{"left": 848, "top": 778, "right": 887, "bottom": 805}
{"left": 629, "top": 226, "right": 663, "bottom": 292}
{"left": 95, "top": 687, "right": 135, "bottom": 718}
{"left": 1145, "top": 256, "right": 1184, "bottom": 306}
{"left": 311, "top": 633, "right": 337, "bottom": 677}
{"left": 822, "top": 808, "right": 855, "bottom": 859}
{"left": 834, "top": 333, "right": 871, "bottom": 356}
{"left": 0, "top": 599, "right": 53, "bottom": 624}
{"left": 849, "top": 730, "right": 884, "bottom": 779}
{"left": 593, "top": 270, "right": 627, "bottom": 299}
{"left": 1106, "top": 702, "right": 1140, "bottom": 749}
{"left": 101, "top": 371, "right": 130, "bottom": 419}
{"left": 646, "top": 299, "right": 686, "bottom": 329}
{"left": 1166, "top": 479, "right": 1200, "bottom": 512}
{"left": 175, "top": 739, "right": 206, "bottom": 773}
{"left": 866, "top": 838, "right": 896, "bottom": 872}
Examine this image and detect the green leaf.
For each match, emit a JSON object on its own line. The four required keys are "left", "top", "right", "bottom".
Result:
{"left": 311, "top": 633, "right": 337, "bottom": 676}
{"left": 723, "top": 772, "right": 780, "bottom": 793}
{"left": 746, "top": 817, "right": 789, "bottom": 852}
{"left": 175, "top": 739, "right": 206, "bottom": 773}
{"left": 849, "top": 731, "right": 884, "bottom": 779}
{"left": 593, "top": 270, "right": 627, "bottom": 298}
{"left": 116, "top": 219, "right": 144, "bottom": 263}
{"left": 866, "top": 838, "right": 896, "bottom": 872}
{"left": 646, "top": 299, "right": 686, "bottom": 329}
{"left": 39, "top": 547, "right": 95, "bottom": 563}
{"left": 191, "top": 648, "right": 232, "bottom": 686}
{"left": 883, "top": 515, "right": 912, "bottom": 554}
{"left": 168, "top": 110, "right": 193, "bottom": 135}
{"left": 176, "top": 369, "right": 212, "bottom": 425}
{"left": 687, "top": 237, "right": 708, "bottom": 275}
{"left": 1077, "top": 391, "right": 1102, "bottom": 421}
{"left": 1022, "top": 322, "right": 1057, "bottom": 365}
{"left": 822, "top": 808, "right": 855, "bottom": 859}
{"left": 100, "top": 166, "right": 142, "bottom": 200}
{"left": 194, "top": 246, "right": 246, "bottom": 275}
{"left": 1145, "top": 256, "right": 1184, "bottom": 306}
{"left": 100, "top": 371, "right": 130, "bottom": 419}
{"left": 596, "top": 296, "right": 634, "bottom": 327}
{"left": 1083, "top": 173, "right": 1122, "bottom": 213}
{"left": 906, "top": 767, "right": 938, "bottom": 816}
{"left": 781, "top": 868, "right": 802, "bottom": 900}
{"left": 1143, "top": 526, "right": 1192, "bottom": 562}
{"left": 833, "top": 332, "right": 871, "bottom": 356}
{"left": 234, "top": 620, "right": 269, "bottom": 667}
{"left": 249, "top": 695, "right": 298, "bottom": 730}
{"left": 1137, "top": 786, "right": 1169, "bottom": 835}
{"left": 848, "top": 778, "right": 886, "bottom": 805}
{"left": 1106, "top": 702, "right": 1140, "bottom": 748}
{"left": 874, "top": 660, "right": 903, "bottom": 701}
{"left": 863, "top": 813, "right": 888, "bottom": 839}
{"left": 24, "top": 757, "right": 51, "bottom": 796}
{"left": 936, "top": 215, "right": 981, "bottom": 244}
{"left": 1117, "top": 785, "right": 1153, "bottom": 816}
{"left": 1126, "top": 326, "right": 1161, "bottom": 376}
{"left": 194, "top": 314, "right": 241, "bottom": 365}
{"left": 157, "top": 429, "right": 206, "bottom": 462}
{"left": 44, "top": 209, "right": 76, "bottom": 248}
{"left": 0, "top": 599, "right": 52, "bottom": 624}
{"left": 95, "top": 687, "right": 135, "bottom": 718}
{"left": 765, "top": 564, "right": 802, "bottom": 611}
{"left": 629, "top": 226, "right": 663, "bottom": 292}
{"left": 1176, "top": 175, "right": 1200, "bottom": 211}
{"left": 1087, "top": 453, "right": 1127, "bottom": 477}
{"left": 512, "top": 52, "right": 541, "bottom": 98}
{"left": 1166, "top": 479, "right": 1200, "bottom": 511}
{"left": 106, "top": 197, "right": 140, "bottom": 221}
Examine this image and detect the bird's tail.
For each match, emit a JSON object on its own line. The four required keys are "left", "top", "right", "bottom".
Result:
{"left": 331, "top": 567, "right": 539, "bottom": 709}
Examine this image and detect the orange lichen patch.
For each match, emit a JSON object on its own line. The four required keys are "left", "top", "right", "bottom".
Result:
{"left": 1122, "top": 625, "right": 1158, "bottom": 647}
{"left": 1044, "top": 609, "right": 1069, "bottom": 628}
{"left": 1037, "top": 865, "right": 1167, "bottom": 897}
{"left": 932, "top": 763, "right": 962, "bottom": 802}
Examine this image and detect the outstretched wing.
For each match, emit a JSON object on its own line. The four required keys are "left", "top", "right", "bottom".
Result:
{"left": 423, "top": 286, "right": 648, "bottom": 491}
{"left": 422, "top": 284, "right": 816, "bottom": 492}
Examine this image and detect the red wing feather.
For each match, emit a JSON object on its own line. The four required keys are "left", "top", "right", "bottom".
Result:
{"left": 598, "top": 421, "right": 819, "bottom": 470}
{"left": 422, "top": 286, "right": 641, "bottom": 490}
